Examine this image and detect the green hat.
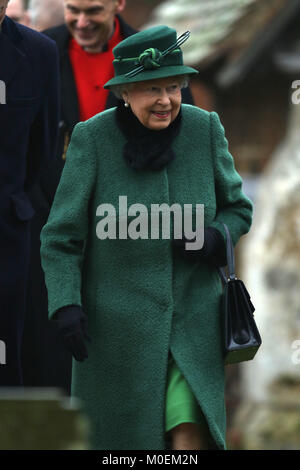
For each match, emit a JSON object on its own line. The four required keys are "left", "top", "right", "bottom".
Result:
{"left": 104, "top": 25, "right": 198, "bottom": 89}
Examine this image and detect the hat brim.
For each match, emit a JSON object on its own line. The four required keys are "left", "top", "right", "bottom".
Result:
{"left": 103, "top": 65, "right": 198, "bottom": 89}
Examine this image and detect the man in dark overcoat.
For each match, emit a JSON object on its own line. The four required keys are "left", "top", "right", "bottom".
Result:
{"left": 0, "top": 2, "right": 59, "bottom": 385}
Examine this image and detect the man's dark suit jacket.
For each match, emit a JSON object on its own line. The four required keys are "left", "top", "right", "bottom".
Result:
{"left": 24, "top": 16, "right": 194, "bottom": 394}
{"left": 0, "top": 16, "right": 59, "bottom": 385}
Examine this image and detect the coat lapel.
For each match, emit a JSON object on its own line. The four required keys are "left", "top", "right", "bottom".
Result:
{"left": 60, "top": 47, "right": 80, "bottom": 129}
{"left": 52, "top": 25, "right": 79, "bottom": 129}
{"left": 0, "top": 17, "right": 26, "bottom": 86}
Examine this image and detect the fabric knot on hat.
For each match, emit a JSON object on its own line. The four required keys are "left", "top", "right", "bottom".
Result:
{"left": 104, "top": 27, "right": 199, "bottom": 88}
{"left": 138, "top": 48, "right": 162, "bottom": 70}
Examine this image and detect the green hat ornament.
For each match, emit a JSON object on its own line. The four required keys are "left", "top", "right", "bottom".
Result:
{"left": 104, "top": 25, "right": 198, "bottom": 88}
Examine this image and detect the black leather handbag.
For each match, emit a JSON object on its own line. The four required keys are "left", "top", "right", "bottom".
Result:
{"left": 218, "top": 223, "right": 262, "bottom": 365}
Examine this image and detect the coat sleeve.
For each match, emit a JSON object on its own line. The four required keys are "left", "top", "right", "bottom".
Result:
{"left": 209, "top": 111, "right": 253, "bottom": 247}
{"left": 40, "top": 121, "right": 96, "bottom": 319}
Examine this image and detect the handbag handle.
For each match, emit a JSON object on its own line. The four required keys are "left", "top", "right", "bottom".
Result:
{"left": 217, "top": 223, "right": 236, "bottom": 284}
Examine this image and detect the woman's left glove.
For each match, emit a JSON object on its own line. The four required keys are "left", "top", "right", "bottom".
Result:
{"left": 172, "top": 226, "right": 227, "bottom": 266}
{"left": 55, "top": 305, "right": 91, "bottom": 362}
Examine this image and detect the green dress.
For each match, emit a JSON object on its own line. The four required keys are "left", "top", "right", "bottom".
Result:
{"left": 165, "top": 351, "right": 206, "bottom": 433}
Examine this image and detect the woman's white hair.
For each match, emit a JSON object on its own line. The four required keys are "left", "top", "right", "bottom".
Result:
{"left": 110, "top": 74, "right": 190, "bottom": 100}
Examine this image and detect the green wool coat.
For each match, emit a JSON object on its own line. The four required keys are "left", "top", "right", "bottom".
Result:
{"left": 40, "top": 104, "right": 253, "bottom": 450}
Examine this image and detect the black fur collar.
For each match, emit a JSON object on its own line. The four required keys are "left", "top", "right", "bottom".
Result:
{"left": 115, "top": 101, "right": 182, "bottom": 171}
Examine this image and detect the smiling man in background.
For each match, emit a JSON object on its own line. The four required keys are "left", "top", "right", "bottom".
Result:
{"left": 65, "top": 0, "right": 123, "bottom": 53}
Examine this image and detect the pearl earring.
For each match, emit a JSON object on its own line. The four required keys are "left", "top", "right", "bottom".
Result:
{"left": 124, "top": 102, "right": 129, "bottom": 108}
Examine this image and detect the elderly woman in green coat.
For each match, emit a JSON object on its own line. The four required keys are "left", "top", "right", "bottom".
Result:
{"left": 40, "top": 25, "right": 253, "bottom": 450}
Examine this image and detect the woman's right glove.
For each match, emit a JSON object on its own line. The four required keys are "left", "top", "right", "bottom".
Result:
{"left": 55, "top": 305, "right": 91, "bottom": 362}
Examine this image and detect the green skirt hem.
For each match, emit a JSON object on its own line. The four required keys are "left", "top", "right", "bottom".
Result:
{"left": 165, "top": 352, "right": 207, "bottom": 433}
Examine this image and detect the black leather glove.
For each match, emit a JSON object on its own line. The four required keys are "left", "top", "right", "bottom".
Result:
{"left": 55, "top": 305, "right": 91, "bottom": 362}
{"left": 172, "top": 226, "right": 227, "bottom": 266}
